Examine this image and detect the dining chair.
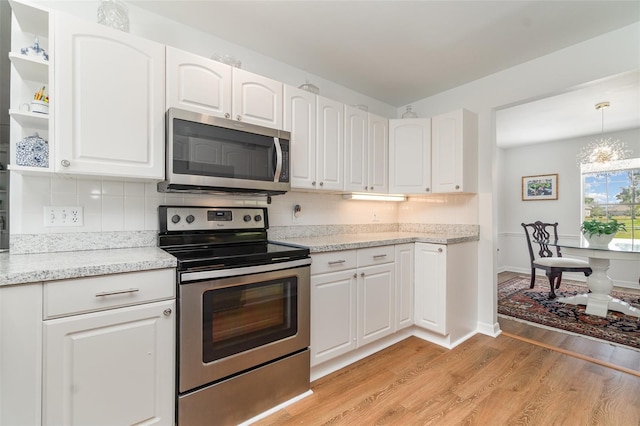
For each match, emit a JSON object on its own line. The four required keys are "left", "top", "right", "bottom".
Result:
{"left": 521, "top": 221, "right": 592, "bottom": 299}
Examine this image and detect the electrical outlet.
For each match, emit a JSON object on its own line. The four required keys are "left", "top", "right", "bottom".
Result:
{"left": 44, "top": 206, "right": 83, "bottom": 227}
{"left": 372, "top": 212, "right": 379, "bottom": 222}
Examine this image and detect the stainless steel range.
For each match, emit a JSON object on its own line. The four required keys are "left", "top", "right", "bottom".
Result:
{"left": 158, "top": 205, "right": 311, "bottom": 425}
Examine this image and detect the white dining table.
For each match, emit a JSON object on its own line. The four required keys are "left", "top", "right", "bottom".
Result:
{"left": 548, "top": 239, "right": 640, "bottom": 318}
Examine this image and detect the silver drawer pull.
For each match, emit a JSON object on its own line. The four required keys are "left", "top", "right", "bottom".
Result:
{"left": 95, "top": 288, "right": 140, "bottom": 297}
{"left": 373, "top": 254, "right": 387, "bottom": 259}
{"left": 328, "top": 260, "right": 346, "bottom": 265}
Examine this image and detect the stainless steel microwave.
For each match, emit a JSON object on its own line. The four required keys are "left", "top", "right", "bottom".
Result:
{"left": 158, "top": 108, "right": 291, "bottom": 195}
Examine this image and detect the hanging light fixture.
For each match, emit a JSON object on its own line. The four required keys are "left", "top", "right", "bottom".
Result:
{"left": 576, "top": 101, "right": 632, "bottom": 166}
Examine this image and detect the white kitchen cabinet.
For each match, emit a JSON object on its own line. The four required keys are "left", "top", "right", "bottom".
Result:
{"left": 431, "top": 109, "right": 478, "bottom": 193}
{"left": 42, "top": 269, "right": 176, "bottom": 426}
{"left": 310, "top": 246, "right": 395, "bottom": 366}
{"left": 388, "top": 118, "right": 431, "bottom": 194}
{"left": 414, "top": 242, "right": 477, "bottom": 343}
{"left": 356, "top": 246, "right": 395, "bottom": 346}
{"left": 344, "top": 105, "right": 368, "bottom": 192}
{"left": 54, "top": 13, "right": 165, "bottom": 179}
{"left": 166, "top": 46, "right": 232, "bottom": 118}
{"left": 368, "top": 113, "right": 389, "bottom": 193}
{"left": 395, "top": 243, "right": 414, "bottom": 330}
{"left": 8, "top": 0, "right": 52, "bottom": 173}
{"left": 315, "top": 95, "right": 344, "bottom": 191}
{"left": 232, "top": 68, "right": 283, "bottom": 129}
{"left": 43, "top": 300, "right": 175, "bottom": 426}
{"left": 284, "top": 85, "right": 316, "bottom": 190}
{"left": 310, "top": 268, "right": 357, "bottom": 366}
{"left": 344, "top": 108, "right": 389, "bottom": 193}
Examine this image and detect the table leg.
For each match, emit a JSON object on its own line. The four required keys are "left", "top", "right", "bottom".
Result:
{"left": 557, "top": 257, "right": 640, "bottom": 318}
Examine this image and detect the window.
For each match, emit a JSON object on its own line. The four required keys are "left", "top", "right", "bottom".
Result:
{"left": 582, "top": 158, "right": 640, "bottom": 241}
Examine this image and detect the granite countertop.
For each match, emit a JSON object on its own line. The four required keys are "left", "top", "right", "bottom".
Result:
{"left": 0, "top": 247, "right": 177, "bottom": 287}
{"left": 271, "top": 231, "right": 479, "bottom": 253}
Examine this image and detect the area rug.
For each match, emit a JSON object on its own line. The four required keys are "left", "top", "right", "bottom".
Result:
{"left": 498, "top": 276, "right": 640, "bottom": 350}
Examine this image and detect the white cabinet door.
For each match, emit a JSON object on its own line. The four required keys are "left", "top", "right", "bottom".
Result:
{"left": 431, "top": 109, "right": 478, "bottom": 193}
{"left": 395, "top": 243, "right": 414, "bottom": 330}
{"left": 389, "top": 118, "right": 431, "bottom": 194}
{"left": 166, "top": 46, "right": 232, "bottom": 118}
{"left": 344, "top": 105, "right": 368, "bottom": 192}
{"left": 232, "top": 68, "right": 282, "bottom": 129}
{"left": 368, "top": 113, "right": 389, "bottom": 194}
{"left": 43, "top": 300, "right": 175, "bottom": 426}
{"left": 414, "top": 243, "right": 446, "bottom": 334}
{"left": 316, "top": 96, "right": 344, "bottom": 191}
{"left": 310, "top": 269, "right": 357, "bottom": 366}
{"left": 357, "top": 262, "right": 395, "bottom": 346}
{"left": 54, "top": 13, "right": 165, "bottom": 179}
{"left": 284, "top": 85, "right": 317, "bottom": 190}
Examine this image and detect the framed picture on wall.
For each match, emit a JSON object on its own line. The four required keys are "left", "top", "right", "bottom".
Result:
{"left": 522, "top": 174, "right": 558, "bottom": 201}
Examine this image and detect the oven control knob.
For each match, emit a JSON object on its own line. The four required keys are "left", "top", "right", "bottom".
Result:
{"left": 254, "top": 214, "right": 262, "bottom": 222}
{"left": 186, "top": 214, "right": 195, "bottom": 224}
{"left": 171, "top": 214, "right": 181, "bottom": 224}
{"left": 243, "top": 215, "right": 252, "bottom": 222}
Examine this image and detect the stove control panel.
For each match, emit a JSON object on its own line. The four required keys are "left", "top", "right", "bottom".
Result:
{"left": 160, "top": 206, "right": 268, "bottom": 232}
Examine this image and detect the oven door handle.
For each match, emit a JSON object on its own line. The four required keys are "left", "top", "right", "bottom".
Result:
{"left": 180, "top": 258, "right": 311, "bottom": 282}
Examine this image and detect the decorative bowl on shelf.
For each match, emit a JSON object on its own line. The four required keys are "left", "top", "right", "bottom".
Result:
{"left": 31, "top": 100, "right": 49, "bottom": 114}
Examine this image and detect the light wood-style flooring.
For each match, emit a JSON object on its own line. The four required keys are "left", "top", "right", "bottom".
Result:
{"left": 254, "top": 273, "right": 640, "bottom": 425}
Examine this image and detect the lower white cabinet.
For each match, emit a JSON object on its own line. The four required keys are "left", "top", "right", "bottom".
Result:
{"left": 310, "top": 246, "right": 395, "bottom": 366}
{"left": 43, "top": 299, "right": 175, "bottom": 426}
{"left": 414, "top": 242, "right": 477, "bottom": 342}
{"left": 395, "top": 243, "right": 414, "bottom": 330}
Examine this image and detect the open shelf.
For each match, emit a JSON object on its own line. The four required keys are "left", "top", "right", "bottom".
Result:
{"left": 9, "top": 53, "right": 48, "bottom": 82}
{"left": 9, "top": 109, "right": 49, "bottom": 129}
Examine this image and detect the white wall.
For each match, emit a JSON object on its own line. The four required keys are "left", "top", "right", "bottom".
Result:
{"left": 498, "top": 128, "right": 640, "bottom": 288}
{"left": 402, "top": 22, "right": 640, "bottom": 334}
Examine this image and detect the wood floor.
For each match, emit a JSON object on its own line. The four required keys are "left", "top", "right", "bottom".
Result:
{"left": 253, "top": 273, "right": 640, "bottom": 426}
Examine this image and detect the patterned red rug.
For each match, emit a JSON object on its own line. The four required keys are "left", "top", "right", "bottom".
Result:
{"left": 498, "top": 276, "right": 640, "bottom": 350}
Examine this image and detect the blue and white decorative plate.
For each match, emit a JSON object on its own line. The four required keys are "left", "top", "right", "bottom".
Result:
{"left": 16, "top": 133, "right": 49, "bottom": 168}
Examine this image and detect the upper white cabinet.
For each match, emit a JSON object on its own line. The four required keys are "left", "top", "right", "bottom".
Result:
{"left": 232, "top": 68, "right": 283, "bottom": 129}
{"left": 343, "top": 105, "right": 368, "bottom": 192}
{"left": 315, "top": 95, "right": 344, "bottom": 191}
{"left": 388, "top": 118, "right": 431, "bottom": 194}
{"left": 431, "top": 109, "right": 478, "bottom": 193}
{"left": 344, "top": 108, "right": 389, "bottom": 193}
{"left": 54, "top": 13, "right": 165, "bottom": 179}
{"left": 166, "top": 46, "right": 232, "bottom": 118}
{"left": 368, "top": 113, "right": 389, "bottom": 193}
{"left": 284, "top": 85, "right": 316, "bottom": 190}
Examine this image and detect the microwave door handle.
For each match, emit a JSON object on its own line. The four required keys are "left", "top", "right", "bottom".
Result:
{"left": 273, "top": 137, "right": 283, "bottom": 182}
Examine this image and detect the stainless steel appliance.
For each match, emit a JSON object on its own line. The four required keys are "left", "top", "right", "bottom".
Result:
{"left": 159, "top": 108, "right": 291, "bottom": 195}
{"left": 158, "top": 205, "right": 310, "bottom": 425}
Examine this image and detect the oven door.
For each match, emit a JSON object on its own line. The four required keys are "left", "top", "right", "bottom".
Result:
{"left": 178, "top": 262, "right": 310, "bottom": 393}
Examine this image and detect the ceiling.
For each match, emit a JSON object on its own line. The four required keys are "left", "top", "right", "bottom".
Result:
{"left": 130, "top": 1, "right": 640, "bottom": 146}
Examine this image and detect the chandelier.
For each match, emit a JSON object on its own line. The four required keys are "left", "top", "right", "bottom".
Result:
{"left": 576, "top": 101, "right": 632, "bottom": 166}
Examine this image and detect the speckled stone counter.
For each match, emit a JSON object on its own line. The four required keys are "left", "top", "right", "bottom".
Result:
{"left": 271, "top": 231, "right": 479, "bottom": 253}
{"left": 0, "top": 247, "right": 177, "bottom": 287}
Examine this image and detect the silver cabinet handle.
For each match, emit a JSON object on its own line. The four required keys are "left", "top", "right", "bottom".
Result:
{"left": 95, "top": 288, "right": 139, "bottom": 297}
{"left": 364, "top": 186, "right": 368, "bottom": 190}
{"left": 312, "top": 181, "right": 316, "bottom": 186}
{"left": 360, "top": 272, "right": 365, "bottom": 277}
{"left": 224, "top": 113, "right": 231, "bottom": 119}
{"left": 163, "top": 308, "right": 172, "bottom": 317}
{"left": 353, "top": 273, "right": 357, "bottom": 278}
{"left": 236, "top": 115, "right": 242, "bottom": 121}
{"left": 373, "top": 254, "right": 387, "bottom": 259}
{"left": 455, "top": 185, "right": 460, "bottom": 190}
{"left": 371, "top": 186, "right": 374, "bottom": 191}
{"left": 426, "top": 187, "right": 430, "bottom": 192}
{"left": 438, "top": 248, "right": 443, "bottom": 253}
{"left": 319, "top": 181, "right": 324, "bottom": 186}
{"left": 61, "top": 159, "right": 71, "bottom": 167}
{"left": 328, "top": 260, "right": 346, "bottom": 265}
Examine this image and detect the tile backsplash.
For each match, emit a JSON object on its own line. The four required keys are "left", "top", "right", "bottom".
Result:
{"left": 10, "top": 174, "right": 478, "bottom": 253}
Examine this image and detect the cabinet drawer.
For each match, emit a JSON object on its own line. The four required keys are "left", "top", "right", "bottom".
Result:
{"left": 311, "top": 250, "right": 357, "bottom": 275}
{"left": 357, "top": 245, "right": 395, "bottom": 267}
{"left": 44, "top": 269, "right": 176, "bottom": 319}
